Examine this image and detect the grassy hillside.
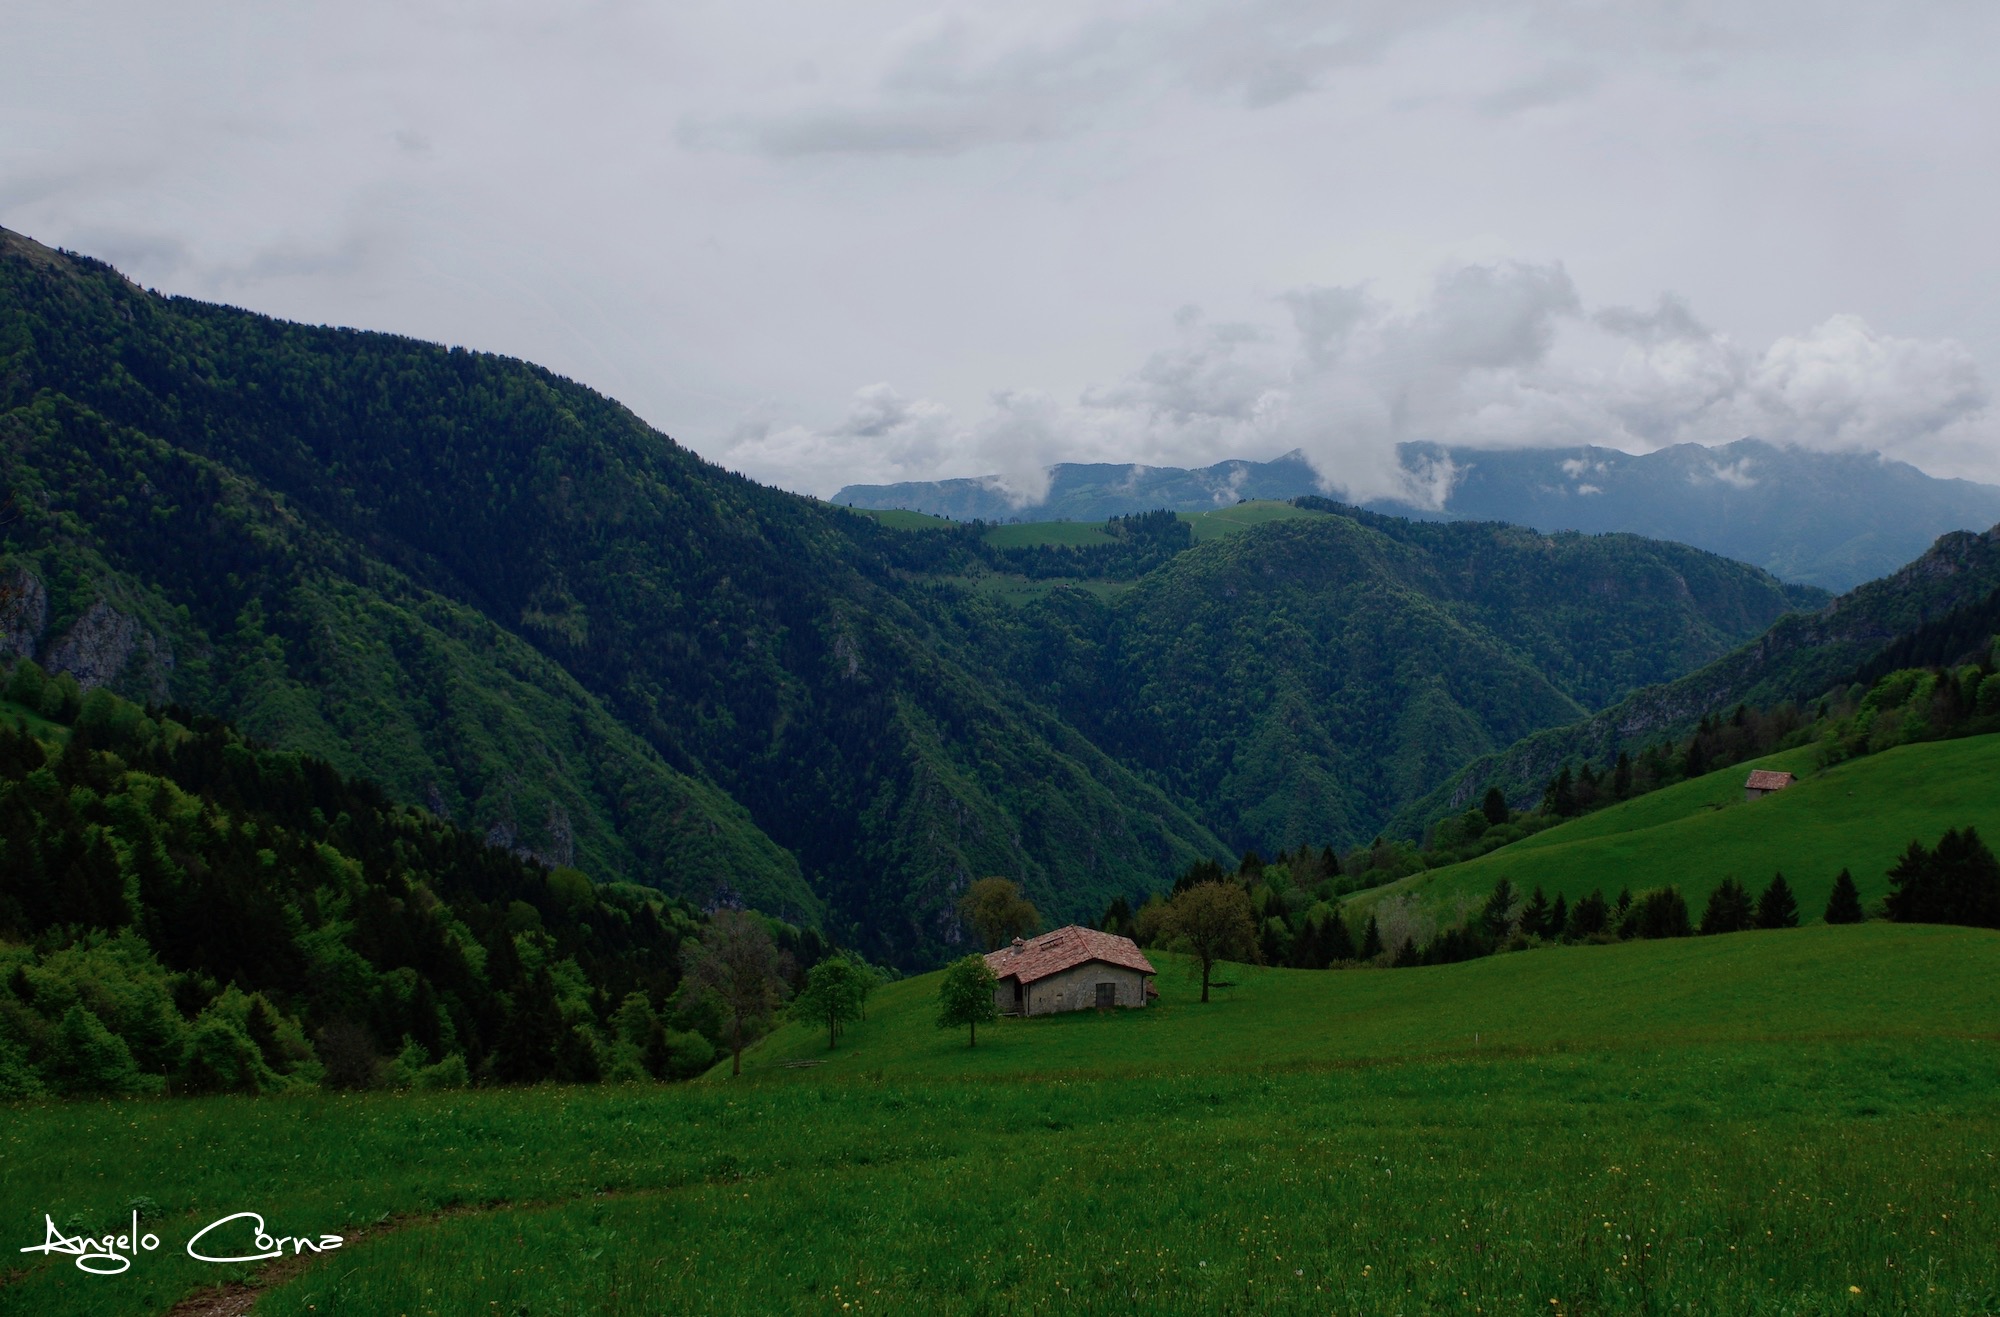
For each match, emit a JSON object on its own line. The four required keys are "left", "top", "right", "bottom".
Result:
{"left": 1373, "top": 732, "right": 2000, "bottom": 925}
{"left": 7, "top": 926, "right": 1999, "bottom": 1314}
{"left": 1184, "top": 499, "right": 1322, "bottom": 541}
{"left": 1399, "top": 523, "right": 2000, "bottom": 832}
{"left": 740, "top": 921, "right": 1998, "bottom": 1081}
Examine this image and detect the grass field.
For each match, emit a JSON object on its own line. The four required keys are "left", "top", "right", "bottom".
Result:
{"left": 884, "top": 501, "right": 1326, "bottom": 552}
{"left": 850, "top": 507, "right": 953, "bottom": 530}
{"left": 6, "top": 925, "right": 1998, "bottom": 1315}
{"left": 0, "top": 698, "right": 70, "bottom": 743}
{"left": 1183, "top": 500, "right": 1323, "bottom": 541}
{"left": 1371, "top": 733, "right": 2000, "bottom": 924}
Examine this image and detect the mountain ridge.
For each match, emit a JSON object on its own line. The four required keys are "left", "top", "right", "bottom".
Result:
{"left": 836, "top": 441, "right": 2000, "bottom": 591}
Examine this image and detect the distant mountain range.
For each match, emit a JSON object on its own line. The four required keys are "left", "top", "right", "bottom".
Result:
{"left": 835, "top": 442, "right": 2000, "bottom": 592}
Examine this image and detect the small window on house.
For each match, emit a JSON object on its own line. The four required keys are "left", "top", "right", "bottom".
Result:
{"left": 1095, "top": 981, "right": 1116, "bottom": 1008}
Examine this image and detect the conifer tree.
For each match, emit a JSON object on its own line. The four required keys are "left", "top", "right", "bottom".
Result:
{"left": 1548, "top": 892, "right": 1569, "bottom": 940}
{"left": 1518, "top": 886, "right": 1552, "bottom": 939}
{"left": 1886, "top": 827, "right": 2000, "bottom": 927}
{"left": 1390, "top": 936, "right": 1420, "bottom": 968}
{"left": 1481, "top": 787, "right": 1510, "bottom": 828}
{"left": 1755, "top": 872, "right": 1800, "bottom": 929}
{"left": 1699, "top": 878, "right": 1755, "bottom": 935}
{"left": 1611, "top": 752, "right": 1633, "bottom": 799}
{"left": 1631, "top": 887, "right": 1692, "bottom": 939}
{"left": 1824, "top": 869, "right": 1866, "bottom": 924}
{"left": 1567, "top": 889, "right": 1609, "bottom": 939}
{"left": 1325, "top": 912, "right": 1357, "bottom": 964}
{"left": 1547, "top": 766, "right": 1577, "bottom": 817}
{"left": 1359, "top": 913, "right": 1384, "bottom": 961}
{"left": 1481, "top": 878, "right": 1519, "bottom": 941}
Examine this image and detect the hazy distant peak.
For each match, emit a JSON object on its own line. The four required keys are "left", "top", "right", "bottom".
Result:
{"left": 835, "top": 440, "right": 2000, "bottom": 591}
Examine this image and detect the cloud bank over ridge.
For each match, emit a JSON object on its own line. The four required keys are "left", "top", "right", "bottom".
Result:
{"left": 725, "top": 260, "right": 1995, "bottom": 505}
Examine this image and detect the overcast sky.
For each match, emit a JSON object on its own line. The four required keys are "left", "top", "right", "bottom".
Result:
{"left": 6, "top": 0, "right": 1997, "bottom": 503}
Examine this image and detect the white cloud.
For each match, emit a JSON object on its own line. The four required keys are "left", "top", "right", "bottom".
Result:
{"left": 725, "top": 259, "right": 1999, "bottom": 500}
{"left": 8, "top": 0, "right": 2000, "bottom": 500}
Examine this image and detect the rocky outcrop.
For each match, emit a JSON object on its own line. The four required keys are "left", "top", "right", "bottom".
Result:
{"left": 0, "top": 567, "right": 47, "bottom": 660}
{"left": 42, "top": 598, "right": 173, "bottom": 696}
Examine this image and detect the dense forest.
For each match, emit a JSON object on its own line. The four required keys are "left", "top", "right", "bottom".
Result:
{"left": 0, "top": 224, "right": 1964, "bottom": 965}
{"left": 0, "top": 668, "right": 838, "bottom": 1097}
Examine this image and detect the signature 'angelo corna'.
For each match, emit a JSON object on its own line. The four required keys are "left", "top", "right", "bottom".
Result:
{"left": 21, "top": 1211, "right": 343, "bottom": 1274}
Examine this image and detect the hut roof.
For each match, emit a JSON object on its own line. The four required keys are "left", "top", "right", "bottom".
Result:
{"left": 1744, "top": 769, "right": 1797, "bottom": 792}
{"left": 983, "top": 925, "right": 1156, "bottom": 986}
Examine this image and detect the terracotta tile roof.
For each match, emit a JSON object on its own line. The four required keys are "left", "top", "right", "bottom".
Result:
{"left": 1744, "top": 769, "right": 1796, "bottom": 792}
{"left": 983, "top": 925, "right": 1156, "bottom": 986}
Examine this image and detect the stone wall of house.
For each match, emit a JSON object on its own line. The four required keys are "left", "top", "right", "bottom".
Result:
{"left": 1022, "top": 961, "right": 1148, "bottom": 1016}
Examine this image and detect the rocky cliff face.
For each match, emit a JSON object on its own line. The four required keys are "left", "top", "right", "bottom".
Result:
{"left": 0, "top": 566, "right": 174, "bottom": 699}
{"left": 0, "top": 567, "right": 46, "bottom": 661}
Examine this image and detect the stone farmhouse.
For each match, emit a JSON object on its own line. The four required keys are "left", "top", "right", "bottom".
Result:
{"left": 984, "top": 925, "right": 1156, "bottom": 1017}
{"left": 1743, "top": 768, "right": 1796, "bottom": 802}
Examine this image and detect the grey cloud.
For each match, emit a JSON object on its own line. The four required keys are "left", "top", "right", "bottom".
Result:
{"left": 680, "top": 105, "right": 1073, "bottom": 157}
{"left": 1282, "top": 285, "right": 1372, "bottom": 368}
{"left": 1595, "top": 294, "right": 1712, "bottom": 346}
{"left": 681, "top": 0, "right": 1486, "bottom": 158}
{"left": 1398, "top": 261, "right": 1579, "bottom": 371}
{"left": 1474, "top": 62, "right": 1599, "bottom": 117}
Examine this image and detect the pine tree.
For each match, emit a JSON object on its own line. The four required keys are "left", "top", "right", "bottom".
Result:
{"left": 1932, "top": 826, "right": 2000, "bottom": 928}
{"left": 1324, "top": 913, "right": 1357, "bottom": 964}
{"left": 1699, "top": 878, "right": 1755, "bottom": 935}
{"left": 1390, "top": 936, "right": 1420, "bottom": 968}
{"left": 1547, "top": 766, "right": 1577, "bottom": 817}
{"left": 1548, "top": 892, "right": 1569, "bottom": 940}
{"left": 1518, "top": 886, "right": 1552, "bottom": 939}
{"left": 1823, "top": 869, "right": 1865, "bottom": 924}
{"left": 1755, "top": 872, "right": 1800, "bottom": 929}
{"left": 1611, "top": 752, "right": 1633, "bottom": 799}
{"left": 1482, "top": 787, "right": 1510, "bottom": 828}
{"left": 1359, "top": 914, "right": 1384, "bottom": 961}
{"left": 1632, "top": 887, "right": 1692, "bottom": 939}
{"left": 1567, "top": 890, "right": 1608, "bottom": 939}
{"left": 1683, "top": 736, "right": 1707, "bottom": 779}
{"left": 1481, "top": 878, "right": 1518, "bottom": 941}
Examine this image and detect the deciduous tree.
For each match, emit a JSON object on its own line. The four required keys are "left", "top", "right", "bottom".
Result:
{"left": 936, "top": 955, "right": 998, "bottom": 1047}
{"left": 1164, "top": 881, "right": 1257, "bottom": 1002}
{"left": 683, "top": 910, "right": 792, "bottom": 1077}
{"left": 794, "top": 956, "right": 875, "bottom": 1050}
{"left": 957, "top": 877, "right": 1041, "bottom": 951}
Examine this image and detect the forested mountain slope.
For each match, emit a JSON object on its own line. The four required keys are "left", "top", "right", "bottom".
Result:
{"left": 989, "top": 507, "right": 1818, "bottom": 852}
{"left": 0, "top": 227, "right": 1222, "bottom": 959}
{"left": 0, "top": 226, "right": 1823, "bottom": 960}
{"left": 1396, "top": 522, "right": 2000, "bottom": 831}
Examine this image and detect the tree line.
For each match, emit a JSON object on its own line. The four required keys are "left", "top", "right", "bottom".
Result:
{"left": 0, "top": 662, "right": 873, "bottom": 1098}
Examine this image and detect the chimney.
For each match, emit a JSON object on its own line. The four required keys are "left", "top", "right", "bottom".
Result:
{"left": 1011, "top": 937, "right": 1025, "bottom": 955}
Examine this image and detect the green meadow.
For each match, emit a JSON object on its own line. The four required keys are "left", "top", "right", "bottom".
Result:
{"left": 898, "top": 499, "right": 1323, "bottom": 551}
{"left": 6, "top": 924, "right": 1999, "bottom": 1315}
{"left": 1182, "top": 500, "right": 1323, "bottom": 541}
{"left": 1374, "top": 733, "right": 2000, "bottom": 922}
